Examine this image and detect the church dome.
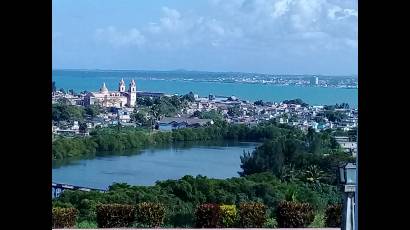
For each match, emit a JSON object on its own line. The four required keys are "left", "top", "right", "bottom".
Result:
{"left": 100, "top": 82, "right": 109, "bottom": 93}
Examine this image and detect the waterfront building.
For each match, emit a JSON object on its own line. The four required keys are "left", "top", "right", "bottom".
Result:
{"left": 311, "top": 76, "right": 319, "bottom": 85}
{"left": 157, "top": 117, "right": 213, "bottom": 131}
{"left": 84, "top": 79, "right": 137, "bottom": 108}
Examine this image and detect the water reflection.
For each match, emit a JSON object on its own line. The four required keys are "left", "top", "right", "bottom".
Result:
{"left": 52, "top": 140, "right": 256, "bottom": 168}
{"left": 52, "top": 141, "right": 259, "bottom": 188}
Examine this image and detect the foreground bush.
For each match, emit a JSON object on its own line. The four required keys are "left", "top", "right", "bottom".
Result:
{"left": 195, "top": 203, "right": 220, "bottom": 228}
{"left": 276, "top": 201, "right": 315, "bottom": 228}
{"left": 238, "top": 202, "right": 267, "bottom": 228}
{"left": 76, "top": 220, "right": 97, "bottom": 229}
{"left": 52, "top": 207, "right": 78, "bottom": 228}
{"left": 219, "top": 205, "right": 238, "bottom": 227}
{"left": 325, "top": 204, "right": 342, "bottom": 227}
{"left": 96, "top": 204, "right": 135, "bottom": 228}
{"left": 136, "top": 202, "right": 166, "bottom": 227}
{"left": 263, "top": 217, "right": 278, "bottom": 228}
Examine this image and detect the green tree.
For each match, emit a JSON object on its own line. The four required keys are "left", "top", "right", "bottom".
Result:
{"left": 52, "top": 104, "right": 85, "bottom": 122}
{"left": 182, "top": 92, "right": 195, "bottom": 102}
{"left": 85, "top": 105, "right": 101, "bottom": 118}
{"left": 240, "top": 138, "right": 285, "bottom": 176}
{"left": 192, "top": 110, "right": 202, "bottom": 118}
{"left": 79, "top": 122, "right": 88, "bottom": 134}
{"left": 254, "top": 100, "right": 265, "bottom": 106}
{"left": 132, "top": 111, "right": 148, "bottom": 125}
{"left": 228, "top": 105, "right": 242, "bottom": 117}
{"left": 283, "top": 99, "right": 308, "bottom": 107}
{"left": 301, "top": 165, "right": 326, "bottom": 184}
{"left": 199, "top": 110, "right": 223, "bottom": 122}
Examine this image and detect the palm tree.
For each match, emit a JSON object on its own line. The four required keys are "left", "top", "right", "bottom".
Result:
{"left": 302, "top": 165, "right": 326, "bottom": 184}
{"left": 280, "top": 164, "right": 299, "bottom": 182}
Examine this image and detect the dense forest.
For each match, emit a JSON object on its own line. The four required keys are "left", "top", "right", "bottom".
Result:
{"left": 52, "top": 120, "right": 340, "bottom": 160}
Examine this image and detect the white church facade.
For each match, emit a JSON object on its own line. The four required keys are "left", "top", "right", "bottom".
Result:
{"left": 84, "top": 79, "right": 137, "bottom": 108}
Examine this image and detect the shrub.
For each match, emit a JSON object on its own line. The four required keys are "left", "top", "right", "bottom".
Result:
{"left": 195, "top": 203, "right": 220, "bottom": 228}
{"left": 167, "top": 206, "right": 195, "bottom": 227}
{"left": 76, "top": 220, "right": 97, "bottom": 229}
{"left": 309, "top": 212, "right": 325, "bottom": 228}
{"left": 238, "top": 202, "right": 267, "bottom": 228}
{"left": 325, "top": 204, "right": 342, "bottom": 227}
{"left": 219, "top": 205, "right": 238, "bottom": 227}
{"left": 135, "top": 202, "right": 166, "bottom": 227}
{"left": 276, "top": 201, "right": 315, "bottom": 228}
{"left": 96, "top": 204, "right": 135, "bottom": 228}
{"left": 52, "top": 207, "right": 78, "bottom": 228}
{"left": 263, "top": 217, "right": 278, "bottom": 228}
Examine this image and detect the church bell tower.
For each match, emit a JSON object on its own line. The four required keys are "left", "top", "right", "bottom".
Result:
{"left": 119, "top": 78, "right": 125, "bottom": 92}
{"left": 128, "top": 79, "right": 137, "bottom": 107}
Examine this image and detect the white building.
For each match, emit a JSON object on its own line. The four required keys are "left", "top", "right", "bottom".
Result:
{"left": 84, "top": 79, "right": 137, "bottom": 108}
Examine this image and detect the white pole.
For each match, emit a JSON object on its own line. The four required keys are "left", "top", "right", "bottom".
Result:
{"left": 346, "top": 195, "right": 352, "bottom": 230}
{"left": 352, "top": 195, "right": 356, "bottom": 230}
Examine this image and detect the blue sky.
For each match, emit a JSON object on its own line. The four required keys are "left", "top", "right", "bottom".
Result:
{"left": 52, "top": 0, "right": 357, "bottom": 75}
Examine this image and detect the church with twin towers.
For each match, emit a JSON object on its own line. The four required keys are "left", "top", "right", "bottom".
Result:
{"left": 84, "top": 79, "right": 137, "bottom": 108}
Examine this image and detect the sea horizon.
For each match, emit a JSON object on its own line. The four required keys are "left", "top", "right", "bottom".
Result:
{"left": 52, "top": 69, "right": 358, "bottom": 108}
{"left": 52, "top": 68, "right": 357, "bottom": 78}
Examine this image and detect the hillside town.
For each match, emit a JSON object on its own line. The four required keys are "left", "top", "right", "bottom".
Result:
{"left": 52, "top": 80, "right": 358, "bottom": 156}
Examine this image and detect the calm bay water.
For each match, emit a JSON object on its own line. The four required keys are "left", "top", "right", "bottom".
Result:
{"left": 52, "top": 141, "right": 258, "bottom": 189}
{"left": 52, "top": 70, "right": 358, "bottom": 107}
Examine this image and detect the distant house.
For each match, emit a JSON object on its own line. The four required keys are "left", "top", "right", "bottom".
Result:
{"left": 71, "top": 121, "right": 79, "bottom": 131}
{"left": 334, "top": 136, "right": 350, "bottom": 142}
{"left": 137, "top": 91, "right": 165, "bottom": 98}
{"left": 90, "top": 117, "right": 104, "bottom": 128}
{"left": 157, "top": 117, "right": 213, "bottom": 131}
{"left": 117, "top": 109, "right": 131, "bottom": 123}
{"left": 338, "top": 141, "right": 357, "bottom": 157}
{"left": 335, "top": 136, "right": 357, "bottom": 156}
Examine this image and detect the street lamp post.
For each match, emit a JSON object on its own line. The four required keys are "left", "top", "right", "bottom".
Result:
{"left": 339, "top": 163, "right": 357, "bottom": 230}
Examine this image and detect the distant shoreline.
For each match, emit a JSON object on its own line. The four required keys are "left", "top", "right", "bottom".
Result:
{"left": 52, "top": 69, "right": 358, "bottom": 79}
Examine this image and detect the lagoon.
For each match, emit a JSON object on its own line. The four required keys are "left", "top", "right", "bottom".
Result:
{"left": 52, "top": 141, "right": 259, "bottom": 189}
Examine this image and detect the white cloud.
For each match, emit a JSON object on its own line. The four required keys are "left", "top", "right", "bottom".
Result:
{"left": 95, "top": 26, "right": 145, "bottom": 47}
{"left": 272, "top": 0, "right": 292, "bottom": 18}
{"left": 94, "top": 0, "right": 357, "bottom": 53}
{"left": 328, "top": 5, "right": 357, "bottom": 20}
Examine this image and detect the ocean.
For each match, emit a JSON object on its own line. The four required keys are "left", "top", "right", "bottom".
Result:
{"left": 52, "top": 70, "right": 358, "bottom": 108}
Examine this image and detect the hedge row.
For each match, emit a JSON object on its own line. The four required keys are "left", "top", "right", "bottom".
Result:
{"left": 275, "top": 201, "right": 315, "bottom": 228}
{"left": 53, "top": 202, "right": 340, "bottom": 228}
{"left": 136, "top": 202, "right": 166, "bottom": 227}
{"left": 239, "top": 202, "right": 267, "bottom": 228}
{"left": 325, "top": 203, "right": 342, "bottom": 227}
{"left": 96, "top": 203, "right": 165, "bottom": 228}
{"left": 96, "top": 204, "right": 136, "bottom": 228}
{"left": 195, "top": 202, "right": 266, "bottom": 228}
{"left": 52, "top": 207, "right": 78, "bottom": 228}
{"left": 219, "top": 205, "right": 237, "bottom": 227}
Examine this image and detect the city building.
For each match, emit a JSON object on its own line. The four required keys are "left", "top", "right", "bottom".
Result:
{"left": 137, "top": 91, "right": 164, "bottom": 98}
{"left": 157, "top": 117, "right": 213, "bottom": 131}
{"left": 310, "top": 76, "right": 319, "bottom": 85}
{"left": 84, "top": 79, "right": 137, "bottom": 108}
